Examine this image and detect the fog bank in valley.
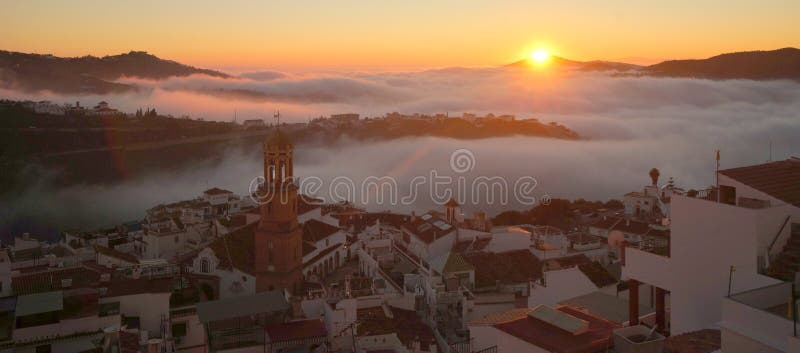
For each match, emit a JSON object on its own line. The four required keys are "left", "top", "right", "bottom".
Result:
{"left": 2, "top": 67, "right": 800, "bottom": 238}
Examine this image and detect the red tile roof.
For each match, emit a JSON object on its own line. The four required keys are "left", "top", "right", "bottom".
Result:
{"left": 103, "top": 277, "right": 174, "bottom": 297}
{"left": 611, "top": 219, "right": 650, "bottom": 235}
{"left": 303, "top": 243, "right": 342, "bottom": 269}
{"left": 204, "top": 187, "right": 233, "bottom": 195}
{"left": 577, "top": 262, "right": 617, "bottom": 288}
{"left": 493, "top": 305, "right": 620, "bottom": 353}
{"left": 298, "top": 196, "right": 323, "bottom": 215}
{"left": 94, "top": 245, "right": 140, "bottom": 264}
{"left": 208, "top": 222, "right": 258, "bottom": 275}
{"left": 357, "top": 306, "right": 436, "bottom": 350}
{"left": 303, "top": 219, "right": 341, "bottom": 243}
{"left": 463, "top": 250, "right": 542, "bottom": 288}
{"left": 264, "top": 319, "right": 326, "bottom": 342}
{"left": 719, "top": 157, "right": 800, "bottom": 206}
{"left": 402, "top": 212, "right": 455, "bottom": 244}
{"left": 12, "top": 266, "right": 102, "bottom": 295}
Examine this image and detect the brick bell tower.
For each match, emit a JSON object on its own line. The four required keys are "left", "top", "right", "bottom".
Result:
{"left": 254, "top": 129, "right": 303, "bottom": 294}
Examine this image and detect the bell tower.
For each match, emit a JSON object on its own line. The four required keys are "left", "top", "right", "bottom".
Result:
{"left": 254, "top": 129, "right": 303, "bottom": 294}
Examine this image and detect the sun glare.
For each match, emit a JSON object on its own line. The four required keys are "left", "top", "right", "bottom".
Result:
{"left": 530, "top": 49, "right": 550, "bottom": 63}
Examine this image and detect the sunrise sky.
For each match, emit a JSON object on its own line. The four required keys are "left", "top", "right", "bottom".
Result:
{"left": 2, "top": 0, "right": 799, "bottom": 70}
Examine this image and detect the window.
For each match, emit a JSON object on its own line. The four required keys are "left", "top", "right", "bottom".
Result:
{"left": 200, "top": 259, "right": 210, "bottom": 273}
{"left": 171, "top": 322, "right": 187, "bottom": 338}
{"left": 174, "top": 235, "right": 179, "bottom": 244}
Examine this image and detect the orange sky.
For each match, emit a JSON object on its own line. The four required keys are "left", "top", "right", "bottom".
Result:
{"left": 1, "top": 0, "right": 798, "bottom": 70}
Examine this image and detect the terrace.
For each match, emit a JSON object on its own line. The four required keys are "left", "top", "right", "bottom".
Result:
{"left": 13, "top": 290, "right": 120, "bottom": 343}
{"left": 721, "top": 282, "right": 797, "bottom": 352}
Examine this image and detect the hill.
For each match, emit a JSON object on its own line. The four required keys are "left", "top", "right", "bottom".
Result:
{"left": 506, "top": 56, "right": 642, "bottom": 72}
{"left": 644, "top": 47, "right": 800, "bottom": 80}
{"left": 0, "top": 50, "right": 229, "bottom": 94}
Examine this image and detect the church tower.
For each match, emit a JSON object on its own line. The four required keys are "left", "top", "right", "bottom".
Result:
{"left": 254, "top": 129, "right": 303, "bottom": 294}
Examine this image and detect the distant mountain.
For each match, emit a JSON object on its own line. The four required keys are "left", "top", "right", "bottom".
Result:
{"left": 0, "top": 50, "right": 229, "bottom": 94}
{"left": 506, "top": 56, "right": 642, "bottom": 72}
{"left": 644, "top": 48, "right": 800, "bottom": 80}
{"left": 506, "top": 47, "right": 800, "bottom": 80}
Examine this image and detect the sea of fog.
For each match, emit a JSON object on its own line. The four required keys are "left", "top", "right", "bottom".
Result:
{"left": 1, "top": 68, "right": 799, "bottom": 239}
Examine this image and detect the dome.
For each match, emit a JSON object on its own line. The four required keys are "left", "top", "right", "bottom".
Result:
{"left": 267, "top": 129, "right": 292, "bottom": 147}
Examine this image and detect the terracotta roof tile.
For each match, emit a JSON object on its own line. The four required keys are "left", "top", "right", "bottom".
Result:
{"left": 493, "top": 305, "right": 620, "bottom": 353}
{"left": 402, "top": 212, "right": 455, "bottom": 244}
{"left": 303, "top": 219, "right": 341, "bottom": 243}
{"left": 264, "top": 319, "right": 326, "bottom": 342}
{"left": 719, "top": 157, "right": 800, "bottom": 206}
{"left": 203, "top": 187, "right": 233, "bottom": 195}
{"left": 208, "top": 222, "right": 258, "bottom": 274}
{"left": 12, "top": 266, "right": 101, "bottom": 295}
{"left": 463, "top": 250, "right": 542, "bottom": 288}
{"left": 577, "top": 262, "right": 617, "bottom": 288}
{"left": 357, "top": 306, "right": 436, "bottom": 350}
{"left": 94, "top": 245, "right": 139, "bottom": 265}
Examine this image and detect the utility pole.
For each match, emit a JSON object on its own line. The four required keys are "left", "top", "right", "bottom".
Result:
{"left": 715, "top": 149, "right": 720, "bottom": 203}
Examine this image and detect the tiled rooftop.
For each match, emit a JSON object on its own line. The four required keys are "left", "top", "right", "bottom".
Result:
{"left": 402, "top": 212, "right": 455, "bottom": 244}
{"left": 463, "top": 249, "right": 542, "bottom": 288}
{"left": 264, "top": 319, "right": 326, "bottom": 342}
{"left": 357, "top": 306, "right": 435, "bottom": 350}
{"left": 720, "top": 157, "right": 800, "bottom": 206}
{"left": 493, "top": 305, "right": 620, "bottom": 353}
{"left": 303, "top": 219, "right": 341, "bottom": 243}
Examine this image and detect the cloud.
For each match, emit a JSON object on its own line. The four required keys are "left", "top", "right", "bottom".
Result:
{"left": 239, "top": 71, "right": 287, "bottom": 81}
{"left": 2, "top": 67, "right": 800, "bottom": 237}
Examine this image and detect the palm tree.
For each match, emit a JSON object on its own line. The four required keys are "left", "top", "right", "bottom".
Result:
{"left": 649, "top": 168, "right": 660, "bottom": 186}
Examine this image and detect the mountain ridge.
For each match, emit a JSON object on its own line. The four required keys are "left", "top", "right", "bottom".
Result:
{"left": 0, "top": 50, "right": 229, "bottom": 94}
{"left": 505, "top": 47, "right": 800, "bottom": 80}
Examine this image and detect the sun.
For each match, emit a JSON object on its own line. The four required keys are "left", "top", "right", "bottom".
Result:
{"left": 530, "top": 49, "right": 550, "bottom": 63}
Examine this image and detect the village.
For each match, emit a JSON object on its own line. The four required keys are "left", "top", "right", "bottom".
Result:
{"left": 0, "top": 127, "right": 797, "bottom": 353}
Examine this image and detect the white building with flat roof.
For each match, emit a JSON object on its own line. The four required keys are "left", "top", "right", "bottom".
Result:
{"left": 623, "top": 157, "right": 800, "bottom": 352}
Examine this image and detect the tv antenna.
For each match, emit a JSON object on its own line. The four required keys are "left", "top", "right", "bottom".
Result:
{"left": 273, "top": 110, "right": 281, "bottom": 127}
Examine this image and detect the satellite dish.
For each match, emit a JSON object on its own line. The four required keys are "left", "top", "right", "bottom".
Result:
{"left": 608, "top": 230, "right": 625, "bottom": 249}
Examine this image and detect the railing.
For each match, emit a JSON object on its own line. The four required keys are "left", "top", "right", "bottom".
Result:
{"left": 474, "top": 346, "right": 498, "bottom": 353}
{"left": 209, "top": 327, "right": 264, "bottom": 350}
{"left": 448, "top": 338, "right": 473, "bottom": 353}
{"left": 768, "top": 216, "right": 792, "bottom": 255}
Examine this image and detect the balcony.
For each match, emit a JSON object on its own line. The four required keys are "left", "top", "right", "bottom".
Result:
{"left": 722, "top": 282, "right": 797, "bottom": 352}
{"left": 623, "top": 247, "right": 672, "bottom": 290}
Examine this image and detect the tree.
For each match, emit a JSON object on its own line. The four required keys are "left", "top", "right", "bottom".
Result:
{"left": 649, "top": 168, "right": 660, "bottom": 186}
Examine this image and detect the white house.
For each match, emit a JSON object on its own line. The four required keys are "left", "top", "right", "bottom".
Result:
{"left": 623, "top": 157, "right": 800, "bottom": 350}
